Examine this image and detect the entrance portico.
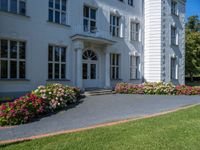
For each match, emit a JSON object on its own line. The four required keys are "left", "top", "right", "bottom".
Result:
{"left": 72, "top": 35, "right": 114, "bottom": 90}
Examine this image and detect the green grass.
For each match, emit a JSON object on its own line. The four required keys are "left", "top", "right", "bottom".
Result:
{"left": 1, "top": 105, "right": 200, "bottom": 150}
{"left": 186, "top": 81, "right": 200, "bottom": 87}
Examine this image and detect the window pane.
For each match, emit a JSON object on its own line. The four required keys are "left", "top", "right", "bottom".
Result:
{"left": 83, "top": 19, "right": 89, "bottom": 32}
{"left": 0, "top": 40, "right": 8, "bottom": 58}
{"left": 19, "top": 61, "right": 25, "bottom": 78}
{"left": 90, "top": 21, "right": 96, "bottom": 32}
{"left": 0, "top": 60, "right": 8, "bottom": 78}
{"left": 10, "top": 41, "right": 17, "bottom": 59}
{"left": 62, "top": 0, "right": 66, "bottom": 11}
{"left": 116, "top": 67, "right": 119, "bottom": 79}
{"left": 48, "top": 46, "right": 53, "bottom": 61}
{"left": 61, "top": 64, "right": 65, "bottom": 79}
{"left": 10, "top": 0, "right": 17, "bottom": 13}
{"left": 84, "top": 6, "right": 89, "bottom": 18}
{"left": 0, "top": 0, "right": 8, "bottom": 11}
{"left": 54, "top": 47, "right": 60, "bottom": 62}
{"left": 19, "top": 42, "right": 25, "bottom": 59}
{"left": 54, "top": 63, "right": 60, "bottom": 79}
{"left": 61, "top": 48, "right": 66, "bottom": 62}
{"left": 49, "top": 0, "right": 53, "bottom": 8}
{"left": 61, "top": 12, "right": 66, "bottom": 24}
{"left": 10, "top": 61, "right": 17, "bottom": 78}
{"left": 82, "top": 63, "right": 88, "bottom": 79}
{"left": 19, "top": 1, "right": 26, "bottom": 15}
{"left": 55, "top": 0, "right": 60, "bottom": 9}
{"left": 49, "top": 9, "right": 53, "bottom": 22}
{"left": 55, "top": 11, "right": 60, "bottom": 23}
{"left": 90, "top": 9, "right": 96, "bottom": 20}
{"left": 90, "top": 64, "right": 96, "bottom": 79}
{"left": 48, "top": 63, "right": 53, "bottom": 79}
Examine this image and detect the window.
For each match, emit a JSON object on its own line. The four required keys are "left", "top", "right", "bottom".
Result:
{"left": 130, "top": 22, "right": 139, "bottom": 41}
{"left": 0, "top": 0, "right": 26, "bottom": 15}
{"left": 0, "top": 39, "right": 26, "bottom": 79}
{"left": 171, "top": 26, "right": 178, "bottom": 45}
{"left": 83, "top": 6, "right": 97, "bottom": 33}
{"left": 128, "top": 0, "right": 134, "bottom": 6}
{"left": 110, "top": 15, "right": 120, "bottom": 37}
{"left": 171, "top": 57, "right": 178, "bottom": 80}
{"left": 171, "top": 0, "right": 178, "bottom": 15}
{"left": 48, "top": 0, "right": 67, "bottom": 25}
{"left": 48, "top": 45, "right": 67, "bottom": 79}
{"left": 130, "top": 56, "right": 139, "bottom": 79}
{"left": 110, "top": 54, "right": 120, "bottom": 79}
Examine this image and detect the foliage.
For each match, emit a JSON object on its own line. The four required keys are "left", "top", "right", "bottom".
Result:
{"left": 0, "top": 94, "right": 48, "bottom": 126}
{"left": 115, "top": 82, "right": 200, "bottom": 95}
{"left": 185, "top": 15, "right": 200, "bottom": 81}
{"left": 33, "top": 84, "right": 81, "bottom": 111}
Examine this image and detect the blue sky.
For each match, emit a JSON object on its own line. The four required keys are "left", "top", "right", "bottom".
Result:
{"left": 186, "top": 0, "right": 200, "bottom": 18}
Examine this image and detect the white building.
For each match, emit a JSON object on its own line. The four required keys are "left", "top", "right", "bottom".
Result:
{"left": 0, "top": 0, "right": 186, "bottom": 96}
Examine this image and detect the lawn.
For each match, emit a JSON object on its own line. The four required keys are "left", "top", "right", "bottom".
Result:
{"left": 1, "top": 105, "right": 200, "bottom": 150}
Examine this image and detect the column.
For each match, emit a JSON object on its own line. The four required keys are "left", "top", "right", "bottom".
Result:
{"left": 105, "top": 51, "right": 110, "bottom": 88}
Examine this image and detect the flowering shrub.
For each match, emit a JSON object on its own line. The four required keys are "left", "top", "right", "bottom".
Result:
{"left": 115, "top": 82, "right": 200, "bottom": 95}
{"left": 33, "top": 84, "right": 81, "bottom": 111}
{"left": 0, "top": 94, "right": 48, "bottom": 126}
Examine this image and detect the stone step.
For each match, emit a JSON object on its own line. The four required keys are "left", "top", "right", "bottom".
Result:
{"left": 84, "top": 89, "right": 113, "bottom": 96}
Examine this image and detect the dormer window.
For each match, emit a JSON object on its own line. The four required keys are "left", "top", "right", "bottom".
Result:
{"left": 83, "top": 6, "right": 97, "bottom": 33}
{"left": 110, "top": 15, "right": 120, "bottom": 37}
{"left": 171, "top": 0, "right": 178, "bottom": 16}
{"left": 128, "top": 0, "right": 134, "bottom": 6}
{"left": 130, "top": 22, "right": 140, "bottom": 41}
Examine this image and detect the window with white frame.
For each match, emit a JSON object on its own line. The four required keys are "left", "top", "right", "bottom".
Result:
{"left": 48, "top": 45, "right": 66, "bottom": 79}
{"left": 48, "top": 0, "right": 67, "bottom": 25}
{"left": 171, "top": 0, "right": 178, "bottom": 15}
{"left": 128, "top": 0, "right": 134, "bottom": 6}
{"left": 110, "top": 15, "right": 120, "bottom": 37}
{"left": 110, "top": 54, "right": 120, "bottom": 79}
{"left": 83, "top": 6, "right": 97, "bottom": 33}
{"left": 170, "top": 57, "right": 178, "bottom": 80}
{"left": 130, "top": 22, "right": 139, "bottom": 41}
{"left": 0, "top": 39, "right": 26, "bottom": 79}
{"left": 0, "top": 0, "right": 26, "bottom": 15}
{"left": 171, "top": 26, "right": 178, "bottom": 45}
{"left": 130, "top": 56, "right": 139, "bottom": 79}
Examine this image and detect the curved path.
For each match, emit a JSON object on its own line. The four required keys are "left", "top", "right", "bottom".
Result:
{"left": 1, "top": 94, "right": 200, "bottom": 142}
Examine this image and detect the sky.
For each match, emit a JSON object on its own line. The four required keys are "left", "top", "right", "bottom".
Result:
{"left": 186, "top": 0, "right": 200, "bottom": 19}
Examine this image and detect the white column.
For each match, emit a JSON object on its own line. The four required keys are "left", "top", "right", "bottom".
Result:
{"left": 105, "top": 51, "right": 110, "bottom": 88}
{"left": 73, "top": 40, "right": 84, "bottom": 89}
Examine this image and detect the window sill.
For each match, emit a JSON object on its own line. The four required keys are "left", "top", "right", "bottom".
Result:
{"left": 130, "top": 79, "right": 141, "bottom": 81}
{"left": 47, "top": 21, "right": 71, "bottom": 28}
{"left": 46, "top": 79, "right": 71, "bottom": 82}
{"left": 111, "top": 79, "right": 123, "bottom": 81}
{"left": 0, "top": 79, "right": 30, "bottom": 81}
{"left": 171, "top": 44, "right": 179, "bottom": 47}
{"left": 0, "top": 10, "right": 30, "bottom": 18}
{"left": 172, "top": 13, "right": 179, "bottom": 18}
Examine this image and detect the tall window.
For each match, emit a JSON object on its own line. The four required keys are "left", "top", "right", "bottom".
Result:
{"left": 171, "top": 0, "right": 178, "bottom": 15}
{"left": 110, "top": 15, "right": 120, "bottom": 37}
{"left": 110, "top": 54, "right": 120, "bottom": 79}
{"left": 83, "top": 6, "right": 97, "bottom": 33}
{"left": 130, "top": 22, "right": 139, "bottom": 41}
{"left": 48, "top": 45, "right": 66, "bottom": 79}
{"left": 128, "top": 0, "right": 134, "bottom": 6}
{"left": 0, "top": 39, "right": 26, "bottom": 79}
{"left": 130, "top": 56, "right": 139, "bottom": 79}
{"left": 171, "top": 26, "right": 178, "bottom": 45}
{"left": 171, "top": 57, "right": 177, "bottom": 80}
{"left": 0, "top": 0, "right": 26, "bottom": 15}
{"left": 49, "top": 0, "right": 67, "bottom": 25}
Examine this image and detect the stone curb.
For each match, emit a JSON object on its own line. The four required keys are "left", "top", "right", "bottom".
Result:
{"left": 0, "top": 103, "right": 199, "bottom": 145}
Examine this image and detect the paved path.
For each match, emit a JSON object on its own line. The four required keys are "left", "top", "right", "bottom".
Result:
{"left": 1, "top": 94, "right": 200, "bottom": 141}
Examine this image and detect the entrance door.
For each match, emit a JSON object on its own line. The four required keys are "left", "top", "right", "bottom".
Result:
{"left": 82, "top": 50, "right": 99, "bottom": 88}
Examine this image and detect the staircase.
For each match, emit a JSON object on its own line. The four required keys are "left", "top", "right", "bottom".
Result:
{"left": 84, "top": 88, "right": 114, "bottom": 96}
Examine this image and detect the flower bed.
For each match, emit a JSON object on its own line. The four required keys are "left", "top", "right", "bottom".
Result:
{"left": 0, "top": 84, "right": 81, "bottom": 126}
{"left": 115, "top": 82, "right": 200, "bottom": 95}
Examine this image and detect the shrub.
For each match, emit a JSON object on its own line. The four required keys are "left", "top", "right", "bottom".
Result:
{"left": 115, "top": 82, "right": 200, "bottom": 96}
{"left": 0, "top": 94, "right": 48, "bottom": 126}
{"left": 33, "top": 84, "right": 81, "bottom": 111}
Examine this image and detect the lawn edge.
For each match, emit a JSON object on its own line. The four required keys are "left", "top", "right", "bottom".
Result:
{"left": 0, "top": 103, "right": 199, "bottom": 145}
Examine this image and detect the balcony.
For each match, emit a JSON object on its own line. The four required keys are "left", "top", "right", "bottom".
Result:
{"left": 71, "top": 25, "right": 115, "bottom": 45}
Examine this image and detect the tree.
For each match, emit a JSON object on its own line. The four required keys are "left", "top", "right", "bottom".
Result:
{"left": 185, "top": 15, "right": 200, "bottom": 81}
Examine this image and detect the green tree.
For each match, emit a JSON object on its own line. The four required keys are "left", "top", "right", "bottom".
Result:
{"left": 185, "top": 15, "right": 200, "bottom": 81}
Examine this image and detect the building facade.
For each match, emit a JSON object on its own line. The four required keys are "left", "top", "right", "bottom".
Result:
{"left": 0, "top": 0, "right": 186, "bottom": 96}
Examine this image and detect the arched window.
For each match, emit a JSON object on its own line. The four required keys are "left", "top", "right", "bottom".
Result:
{"left": 82, "top": 50, "right": 97, "bottom": 61}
